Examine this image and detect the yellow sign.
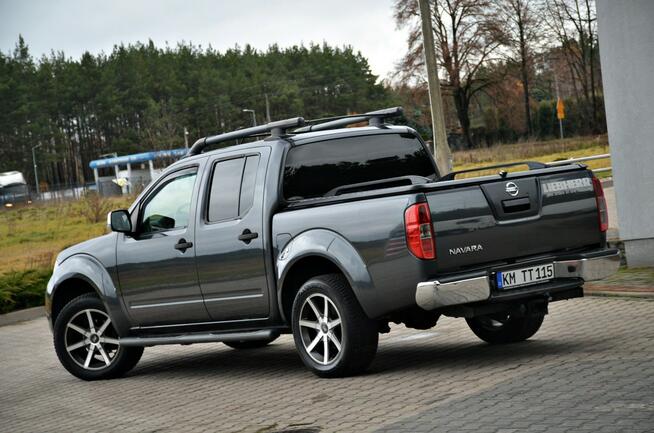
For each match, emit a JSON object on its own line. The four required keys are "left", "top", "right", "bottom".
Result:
{"left": 556, "top": 97, "right": 565, "bottom": 120}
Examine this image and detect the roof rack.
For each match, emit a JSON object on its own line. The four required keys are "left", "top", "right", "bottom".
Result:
{"left": 186, "top": 106, "right": 404, "bottom": 157}
{"left": 294, "top": 106, "right": 404, "bottom": 133}
{"left": 186, "top": 116, "right": 305, "bottom": 156}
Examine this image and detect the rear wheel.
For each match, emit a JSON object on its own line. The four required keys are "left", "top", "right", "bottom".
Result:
{"left": 291, "top": 274, "right": 378, "bottom": 378}
{"left": 224, "top": 333, "right": 279, "bottom": 350}
{"left": 53, "top": 293, "right": 143, "bottom": 380}
{"left": 466, "top": 312, "right": 545, "bottom": 344}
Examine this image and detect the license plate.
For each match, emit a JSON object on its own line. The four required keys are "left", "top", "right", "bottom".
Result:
{"left": 496, "top": 263, "right": 554, "bottom": 289}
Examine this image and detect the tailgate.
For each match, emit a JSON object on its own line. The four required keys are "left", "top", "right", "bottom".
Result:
{"left": 426, "top": 169, "right": 602, "bottom": 273}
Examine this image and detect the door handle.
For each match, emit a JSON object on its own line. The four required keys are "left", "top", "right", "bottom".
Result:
{"left": 174, "top": 238, "right": 193, "bottom": 252}
{"left": 238, "top": 229, "right": 259, "bottom": 244}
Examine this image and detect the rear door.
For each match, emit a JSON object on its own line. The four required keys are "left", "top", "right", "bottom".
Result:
{"left": 194, "top": 147, "right": 271, "bottom": 322}
{"left": 427, "top": 170, "right": 602, "bottom": 273}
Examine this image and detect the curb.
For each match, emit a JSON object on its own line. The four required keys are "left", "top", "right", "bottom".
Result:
{"left": 0, "top": 306, "right": 45, "bottom": 327}
{"left": 585, "top": 290, "right": 654, "bottom": 300}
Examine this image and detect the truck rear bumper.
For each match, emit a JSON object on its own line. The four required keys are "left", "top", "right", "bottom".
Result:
{"left": 415, "top": 249, "right": 620, "bottom": 310}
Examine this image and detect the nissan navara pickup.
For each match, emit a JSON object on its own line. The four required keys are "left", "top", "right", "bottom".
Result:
{"left": 46, "top": 107, "right": 620, "bottom": 380}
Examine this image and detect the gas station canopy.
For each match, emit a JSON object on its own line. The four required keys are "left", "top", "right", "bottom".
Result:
{"left": 89, "top": 148, "right": 187, "bottom": 169}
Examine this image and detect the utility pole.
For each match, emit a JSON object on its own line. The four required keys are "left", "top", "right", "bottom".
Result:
{"left": 31, "top": 143, "right": 43, "bottom": 198}
{"left": 264, "top": 93, "right": 271, "bottom": 123}
{"left": 184, "top": 127, "right": 189, "bottom": 150}
{"left": 418, "top": 0, "right": 452, "bottom": 174}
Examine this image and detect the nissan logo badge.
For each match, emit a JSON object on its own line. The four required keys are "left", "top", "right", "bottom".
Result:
{"left": 505, "top": 182, "right": 519, "bottom": 196}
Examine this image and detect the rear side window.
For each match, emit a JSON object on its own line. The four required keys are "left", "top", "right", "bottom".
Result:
{"left": 283, "top": 133, "right": 437, "bottom": 200}
{"left": 239, "top": 155, "right": 260, "bottom": 214}
{"left": 207, "top": 155, "right": 260, "bottom": 222}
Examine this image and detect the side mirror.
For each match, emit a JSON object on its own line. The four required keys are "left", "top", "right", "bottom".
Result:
{"left": 108, "top": 209, "right": 132, "bottom": 233}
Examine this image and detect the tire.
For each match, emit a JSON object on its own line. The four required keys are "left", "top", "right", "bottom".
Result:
{"left": 224, "top": 333, "right": 280, "bottom": 350}
{"left": 53, "top": 293, "right": 143, "bottom": 381}
{"left": 466, "top": 312, "right": 545, "bottom": 345}
{"left": 291, "top": 273, "right": 378, "bottom": 378}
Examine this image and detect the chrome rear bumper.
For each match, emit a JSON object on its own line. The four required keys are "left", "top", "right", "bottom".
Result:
{"left": 416, "top": 250, "right": 621, "bottom": 310}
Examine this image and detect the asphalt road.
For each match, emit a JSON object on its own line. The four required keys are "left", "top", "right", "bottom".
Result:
{"left": 1, "top": 296, "right": 653, "bottom": 433}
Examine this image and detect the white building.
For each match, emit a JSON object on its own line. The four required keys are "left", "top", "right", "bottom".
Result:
{"left": 597, "top": 0, "right": 654, "bottom": 267}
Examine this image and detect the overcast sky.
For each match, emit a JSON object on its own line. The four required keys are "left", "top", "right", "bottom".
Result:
{"left": 0, "top": 0, "right": 410, "bottom": 80}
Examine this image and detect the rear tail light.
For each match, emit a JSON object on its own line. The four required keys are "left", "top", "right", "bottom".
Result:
{"left": 592, "top": 177, "right": 608, "bottom": 232}
{"left": 404, "top": 202, "right": 436, "bottom": 259}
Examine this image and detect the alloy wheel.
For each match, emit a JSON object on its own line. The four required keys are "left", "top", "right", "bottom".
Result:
{"left": 298, "top": 294, "right": 343, "bottom": 365}
{"left": 64, "top": 308, "right": 120, "bottom": 370}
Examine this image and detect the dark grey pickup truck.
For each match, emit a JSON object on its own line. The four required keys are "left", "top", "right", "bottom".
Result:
{"left": 46, "top": 107, "right": 619, "bottom": 380}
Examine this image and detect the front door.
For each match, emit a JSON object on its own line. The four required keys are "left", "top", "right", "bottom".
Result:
{"left": 194, "top": 148, "right": 270, "bottom": 322}
{"left": 116, "top": 165, "right": 210, "bottom": 327}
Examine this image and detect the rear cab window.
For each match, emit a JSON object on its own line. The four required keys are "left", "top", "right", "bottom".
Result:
{"left": 283, "top": 133, "right": 437, "bottom": 201}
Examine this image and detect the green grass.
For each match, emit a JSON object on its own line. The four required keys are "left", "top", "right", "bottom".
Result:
{"left": 588, "top": 266, "right": 654, "bottom": 289}
{"left": 0, "top": 195, "right": 132, "bottom": 275}
{"left": 0, "top": 195, "right": 133, "bottom": 314}
{"left": 452, "top": 134, "right": 610, "bottom": 178}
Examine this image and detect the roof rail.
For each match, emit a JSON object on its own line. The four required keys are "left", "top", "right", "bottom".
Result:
{"left": 294, "top": 106, "right": 404, "bottom": 133}
{"left": 187, "top": 116, "right": 305, "bottom": 156}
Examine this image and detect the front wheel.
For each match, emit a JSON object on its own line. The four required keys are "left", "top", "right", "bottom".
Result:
{"left": 53, "top": 293, "right": 143, "bottom": 381}
{"left": 466, "top": 312, "right": 545, "bottom": 344}
{"left": 291, "top": 274, "right": 378, "bottom": 378}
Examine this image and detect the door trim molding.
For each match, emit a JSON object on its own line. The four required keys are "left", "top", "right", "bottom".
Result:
{"left": 130, "top": 298, "right": 204, "bottom": 309}
{"left": 204, "top": 293, "right": 263, "bottom": 303}
{"left": 131, "top": 316, "right": 268, "bottom": 330}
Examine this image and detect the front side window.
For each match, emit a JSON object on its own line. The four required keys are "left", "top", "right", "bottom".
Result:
{"left": 140, "top": 170, "right": 197, "bottom": 233}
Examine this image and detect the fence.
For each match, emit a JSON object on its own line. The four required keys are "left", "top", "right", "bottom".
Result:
{"left": 546, "top": 153, "right": 612, "bottom": 174}
{"left": 38, "top": 184, "right": 92, "bottom": 201}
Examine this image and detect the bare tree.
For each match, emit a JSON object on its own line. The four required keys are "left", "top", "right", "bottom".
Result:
{"left": 542, "top": 0, "right": 599, "bottom": 132}
{"left": 394, "top": 0, "right": 503, "bottom": 147}
{"left": 495, "top": 0, "right": 542, "bottom": 136}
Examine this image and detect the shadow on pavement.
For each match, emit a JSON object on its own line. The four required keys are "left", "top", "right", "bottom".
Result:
{"left": 125, "top": 335, "right": 609, "bottom": 379}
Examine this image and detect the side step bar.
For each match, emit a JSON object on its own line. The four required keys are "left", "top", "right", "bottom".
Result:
{"left": 119, "top": 329, "right": 275, "bottom": 347}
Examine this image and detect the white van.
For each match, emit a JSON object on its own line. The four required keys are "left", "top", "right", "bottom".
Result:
{"left": 0, "top": 171, "right": 30, "bottom": 205}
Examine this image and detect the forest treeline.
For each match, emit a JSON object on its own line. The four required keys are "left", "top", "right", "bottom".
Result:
{"left": 0, "top": 39, "right": 392, "bottom": 187}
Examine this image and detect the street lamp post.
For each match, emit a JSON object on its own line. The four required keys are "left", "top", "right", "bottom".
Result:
{"left": 31, "top": 143, "right": 43, "bottom": 198}
{"left": 242, "top": 109, "right": 257, "bottom": 126}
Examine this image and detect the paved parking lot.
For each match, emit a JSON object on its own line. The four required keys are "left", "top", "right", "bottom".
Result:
{"left": 1, "top": 296, "right": 653, "bottom": 433}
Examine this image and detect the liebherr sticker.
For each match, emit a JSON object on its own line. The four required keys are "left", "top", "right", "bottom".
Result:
{"left": 541, "top": 177, "right": 593, "bottom": 196}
